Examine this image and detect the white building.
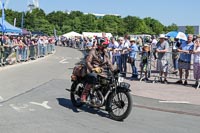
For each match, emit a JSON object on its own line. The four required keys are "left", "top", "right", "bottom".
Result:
{"left": 27, "top": 0, "right": 39, "bottom": 12}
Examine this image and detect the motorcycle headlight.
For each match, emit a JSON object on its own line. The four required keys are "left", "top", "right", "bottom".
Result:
{"left": 118, "top": 77, "right": 124, "bottom": 83}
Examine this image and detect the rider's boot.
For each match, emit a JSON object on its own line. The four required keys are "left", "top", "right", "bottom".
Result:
{"left": 81, "top": 84, "right": 92, "bottom": 103}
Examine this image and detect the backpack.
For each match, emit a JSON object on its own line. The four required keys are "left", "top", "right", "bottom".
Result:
{"left": 72, "top": 64, "right": 87, "bottom": 78}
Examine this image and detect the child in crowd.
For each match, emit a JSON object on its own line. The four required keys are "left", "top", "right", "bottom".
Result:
{"left": 140, "top": 44, "right": 150, "bottom": 81}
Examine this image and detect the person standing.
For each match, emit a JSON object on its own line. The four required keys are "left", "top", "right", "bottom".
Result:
{"left": 0, "top": 35, "right": 4, "bottom": 65}
{"left": 193, "top": 37, "right": 200, "bottom": 88}
{"left": 151, "top": 35, "right": 158, "bottom": 60}
{"left": 176, "top": 34, "right": 194, "bottom": 85}
{"left": 3, "top": 36, "right": 13, "bottom": 64}
{"left": 137, "top": 36, "right": 143, "bottom": 51}
{"left": 172, "top": 38, "right": 181, "bottom": 74}
{"left": 156, "top": 34, "right": 170, "bottom": 84}
{"left": 121, "top": 34, "right": 130, "bottom": 77}
{"left": 140, "top": 44, "right": 150, "bottom": 81}
{"left": 102, "top": 32, "right": 109, "bottom": 46}
{"left": 114, "top": 37, "right": 124, "bottom": 72}
{"left": 128, "top": 38, "right": 139, "bottom": 79}
{"left": 107, "top": 37, "right": 118, "bottom": 64}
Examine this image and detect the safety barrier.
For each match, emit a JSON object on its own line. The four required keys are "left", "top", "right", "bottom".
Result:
{"left": 148, "top": 51, "right": 200, "bottom": 89}
{"left": 0, "top": 43, "right": 55, "bottom": 67}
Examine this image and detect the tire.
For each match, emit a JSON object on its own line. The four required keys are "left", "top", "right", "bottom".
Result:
{"left": 107, "top": 90, "right": 132, "bottom": 121}
{"left": 70, "top": 82, "right": 84, "bottom": 107}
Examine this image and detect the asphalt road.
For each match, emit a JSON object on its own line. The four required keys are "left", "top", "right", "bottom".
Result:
{"left": 0, "top": 46, "right": 200, "bottom": 133}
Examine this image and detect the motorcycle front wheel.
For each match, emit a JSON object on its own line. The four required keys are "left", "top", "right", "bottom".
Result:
{"left": 107, "top": 90, "right": 132, "bottom": 121}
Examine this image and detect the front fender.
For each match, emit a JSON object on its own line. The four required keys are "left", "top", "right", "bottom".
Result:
{"left": 116, "top": 86, "right": 131, "bottom": 92}
{"left": 116, "top": 82, "right": 131, "bottom": 92}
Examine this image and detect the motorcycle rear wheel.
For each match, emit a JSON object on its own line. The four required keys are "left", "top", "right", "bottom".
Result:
{"left": 70, "top": 82, "right": 84, "bottom": 107}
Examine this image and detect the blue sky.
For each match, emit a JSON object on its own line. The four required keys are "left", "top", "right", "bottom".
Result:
{"left": 4, "top": 0, "right": 199, "bottom": 26}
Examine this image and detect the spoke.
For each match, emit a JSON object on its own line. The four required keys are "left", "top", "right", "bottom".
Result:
{"left": 118, "top": 108, "right": 122, "bottom": 116}
{"left": 124, "top": 104, "right": 128, "bottom": 108}
{"left": 113, "top": 107, "right": 122, "bottom": 116}
{"left": 112, "top": 97, "right": 120, "bottom": 106}
{"left": 113, "top": 108, "right": 119, "bottom": 114}
{"left": 112, "top": 106, "right": 119, "bottom": 111}
{"left": 113, "top": 104, "right": 128, "bottom": 116}
{"left": 122, "top": 94, "right": 128, "bottom": 103}
{"left": 119, "top": 93, "right": 123, "bottom": 101}
{"left": 111, "top": 102, "right": 117, "bottom": 107}
{"left": 111, "top": 99, "right": 118, "bottom": 106}
{"left": 111, "top": 93, "right": 129, "bottom": 116}
{"left": 123, "top": 101, "right": 128, "bottom": 105}
{"left": 121, "top": 107, "right": 126, "bottom": 114}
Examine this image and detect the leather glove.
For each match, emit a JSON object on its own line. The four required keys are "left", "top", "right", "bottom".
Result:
{"left": 92, "top": 67, "right": 102, "bottom": 73}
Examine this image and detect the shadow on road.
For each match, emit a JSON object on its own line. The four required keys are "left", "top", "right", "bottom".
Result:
{"left": 57, "top": 98, "right": 110, "bottom": 119}
{"left": 57, "top": 98, "right": 79, "bottom": 113}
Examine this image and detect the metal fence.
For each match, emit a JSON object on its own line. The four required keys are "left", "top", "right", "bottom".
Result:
{"left": 0, "top": 43, "right": 55, "bottom": 66}
{"left": 124, "top": 50, "right": 200, "bottom": 89}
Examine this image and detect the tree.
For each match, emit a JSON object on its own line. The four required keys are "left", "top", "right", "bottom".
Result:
{"left": 68, "top": 11, "right": 83, "bottom": 19}
{"left": 123, "top": 16, "right": 137, "bottom": 34}
{"left": 1, "top": 8, "right": 185, "bottom": 36}
{"left": 164, "top": 23, "right": 178, "bottom": 33}
{"left": 143, "top": 17, "right": 164, "bottom": 35}
{"left": 185, "top": 26, "right": 194, "bottom": 34}
{"left": 24, "top": 8, "right": 47, "bottom": 31}
{"left": 30, "top": 8, "right": 46, "bottom": 19}
{"left": 46, "top": 11, "right": 68, "bottom": 31}
{"left": 100, "top": 15, "right": 123, "bottom": 35}
{"left": 81, "top": 14, "right": 97, "bottom": 32}
{"left": 124, "top": 16, "right": 150, "bottom": 34}
{"left": 32, "top": 18, "right": 54, "bottom": 35}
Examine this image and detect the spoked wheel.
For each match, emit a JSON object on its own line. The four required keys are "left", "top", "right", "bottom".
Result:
{"left": 108, "top": 90, "right": 132, "bottom": 121}
{"left": 70, "top": 82, "right": 84, "bottom": 107}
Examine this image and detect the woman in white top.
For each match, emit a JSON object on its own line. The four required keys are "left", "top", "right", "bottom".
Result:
{"left": 193, "top": 38, "right": 200, "bottom": 87}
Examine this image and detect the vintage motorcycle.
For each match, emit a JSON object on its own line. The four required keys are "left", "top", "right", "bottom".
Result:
{"left": 68, "top": 64, "right": 132, "bottom": 121}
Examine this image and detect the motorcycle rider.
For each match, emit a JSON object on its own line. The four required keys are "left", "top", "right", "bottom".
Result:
{"left": 81, "top": 38, "right": 115, "bottom": 103}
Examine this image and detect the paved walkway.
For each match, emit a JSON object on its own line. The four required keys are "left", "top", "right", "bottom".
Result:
{"left": 125, "top": 75, "right": 200, "bottom": 105}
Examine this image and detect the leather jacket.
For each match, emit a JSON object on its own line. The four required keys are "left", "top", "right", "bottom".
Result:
{"left": 86, "top": 48, "right": 115, "bottom": 77}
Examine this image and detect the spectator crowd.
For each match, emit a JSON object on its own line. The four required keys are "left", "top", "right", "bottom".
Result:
{"left": 59, "top": 33, "right": 200, "bottom": 89}
{"left": 2, "top": 31, "right": 200, "bottom": 89}
{"left": 0, "top": 35, "right": 56, "bottom": 66}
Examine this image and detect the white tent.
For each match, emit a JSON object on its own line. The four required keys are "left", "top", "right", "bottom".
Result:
{"left": 82, "top": 32, "right": 112, "bottom": 38}
{"left": 62, "top": 31, "right": 82, "bottom": 38}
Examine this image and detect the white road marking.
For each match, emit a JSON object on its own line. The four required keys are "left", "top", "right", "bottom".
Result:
{"left": 30, "top": 101, "right": 52, "bottom": 109}
{"left": 65, "top": 57, "right": 72, "bottom": 59}
{"left": 0, "top": 96, "right": 4, "bottom": 101}
{"left": 74, "top": 57, "right": 80, "bottom": 60}
{"left": 0, "top": 105, "right": 3, "bottom": 107}
{"left": 29, "top": 108, "right": 36, "bottom": 112}
{"left": 59, "top": 59, "right": 69, "bottom": 64}
{"left": 159, "top": 101, "right": 190, "bottom": 104}
{"left": 9, "top": 104, "right": 29, "bottom": 112}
